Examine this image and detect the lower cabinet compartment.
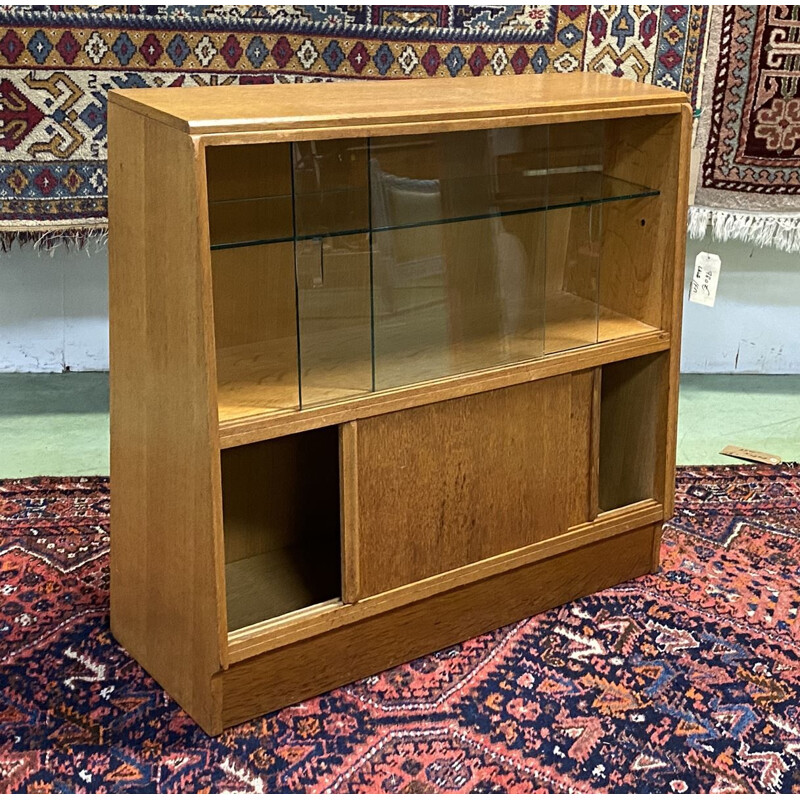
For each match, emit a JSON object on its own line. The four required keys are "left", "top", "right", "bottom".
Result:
{"left": 221, "top": 428, "right": 341, "bottom": 632}
{"left": 598, "top": 352, "right": 667, "bottom": 512}
{"left": 219, "top": 353, "right": 669, "bottom": 634}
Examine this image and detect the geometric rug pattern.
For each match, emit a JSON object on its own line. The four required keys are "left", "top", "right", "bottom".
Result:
{"left": 695, "top": 5, "right": 800, "bottom": 214}
{"left": 1, "top": 465, "right": 799, "bottom": 792}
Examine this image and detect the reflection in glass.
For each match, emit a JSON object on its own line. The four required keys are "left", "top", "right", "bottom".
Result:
{"left": 544, "top": 121, "right": 603, "bottom": 353}
{"left": 369, "top": 127, "right": 547, "bottom": 390}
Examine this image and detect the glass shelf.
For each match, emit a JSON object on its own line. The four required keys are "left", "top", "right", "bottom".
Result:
{"left": 209, "top": 172, "right": 658, "bottom": 251}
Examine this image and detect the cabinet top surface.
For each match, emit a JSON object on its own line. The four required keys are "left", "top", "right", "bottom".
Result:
{"left": 109, "top": 73, "right": 687, "bottom": 136}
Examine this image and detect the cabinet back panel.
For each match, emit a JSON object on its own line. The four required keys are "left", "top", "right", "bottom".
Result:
{"left": 206, "top": 143, "right": 292, "bottom": 247}
{"left": 349, "top": 373, "right": 593, "bottom": 598}
{"left": 221, "top": 429, "right": 339, "bottom": 563}
{"left": 211, "top": 243, "right": 296, "bottom": 350}
{"left": 206, "top": 143, "right": 290, "bottom": 201}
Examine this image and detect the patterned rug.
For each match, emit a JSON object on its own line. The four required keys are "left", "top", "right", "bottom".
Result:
{"left": 689, "top": 5, "right": 800, "bottom": 252}
{"left": 0, "top": 5, "right": 709, "bottom": 247}
{"left": 1, "top": 465, "right": 800, "bottom": 792}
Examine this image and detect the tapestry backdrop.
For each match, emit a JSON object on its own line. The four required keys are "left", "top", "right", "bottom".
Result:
{"left": 689, "top": 5, "right": 800, "bottom": 253}
{"left": 0, "top": 5, "right": 709, "bottom": 248}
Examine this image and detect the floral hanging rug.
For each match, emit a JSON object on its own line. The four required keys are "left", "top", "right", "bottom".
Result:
{"left": 690, "top": 5, "right": 800, "bottom": 253}
{"left": 0, "top": 5, "right": 712, "bottom": 251}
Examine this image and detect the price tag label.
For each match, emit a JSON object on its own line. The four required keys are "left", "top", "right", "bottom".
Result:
{"left": 689, "top": 251, "right": 721, "bottom": 307}
{"left": 720, "top": 445, "right": 782, "bottom": 466}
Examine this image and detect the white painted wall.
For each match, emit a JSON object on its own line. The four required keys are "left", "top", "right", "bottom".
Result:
{"left": 681, "top": 232, "right": 800, "bottom": 374}
{"left": 0, "top": 233, "right": 797, "bottom": 373}
{"left": 0, "top": 243, "right": 108, "bottom": 372}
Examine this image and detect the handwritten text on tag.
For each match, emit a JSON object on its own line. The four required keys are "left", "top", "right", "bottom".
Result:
{"left": 689, "top": 251, "right": 721, "bottom": 307}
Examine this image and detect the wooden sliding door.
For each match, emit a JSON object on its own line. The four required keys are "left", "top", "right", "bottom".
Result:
{"left": 341, "top": 372, "right": 595, "bottom": 599}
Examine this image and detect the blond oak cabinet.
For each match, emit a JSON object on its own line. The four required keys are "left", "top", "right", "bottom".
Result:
{"left": 108, "top": 74, "right": 690, "bottom": 734}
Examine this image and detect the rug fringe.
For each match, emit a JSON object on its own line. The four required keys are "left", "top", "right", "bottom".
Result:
{"left": 0, "top": 228, "right": 108, "bottom": 255}
{"left": 5, "top": 211, "right": 800, "bottom": 256}
{"left": 688, "top": 206, "right": 800, "bottom": 254}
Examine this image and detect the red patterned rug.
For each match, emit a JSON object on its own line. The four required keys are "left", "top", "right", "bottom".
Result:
{"left": 1, "top": 465, "right": 799, "bottom": 792}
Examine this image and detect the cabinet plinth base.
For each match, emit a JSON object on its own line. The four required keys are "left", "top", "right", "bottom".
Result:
{"left": 213, "top": 522, "right": 657, "bottom": 735}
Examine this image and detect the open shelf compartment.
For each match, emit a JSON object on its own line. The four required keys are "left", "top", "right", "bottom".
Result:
{"left": 597, "top": 352, "right": 668, "bottom": 513}
{"left": 207, "top": 117, "right": 667, "bottom": 425}
{"left": 221, "top": 427, "right": 341, "bottom": 632}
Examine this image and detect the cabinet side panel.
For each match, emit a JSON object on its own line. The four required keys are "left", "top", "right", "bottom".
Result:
{"left": 109, "top": 105, "right": 223, "bottom": 732}
{"left": 663, "top": 107, "right": 692, "bottom": 518}
{"left": 353, "top": 376, "right": 592, "bottom": 597}
{"left": 108, "top": 104, "right": 147, "bottom": 674}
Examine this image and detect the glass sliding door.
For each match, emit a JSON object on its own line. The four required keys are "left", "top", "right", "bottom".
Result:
{"left": 206, "top": 143, "right": 299, "bottom": 421}
{"left": 292, "top": 139, "right": 373, "bottom": 407}
{"left": 369, "top": 126, "right": 548, "bottom": 391}
{"left": 206, "top": 121, "right": 662, "bottom": 422}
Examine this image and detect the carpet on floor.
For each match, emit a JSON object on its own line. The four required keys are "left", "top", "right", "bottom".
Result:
{"left": 1, "top": 465, "right": 799, "bottom": 792}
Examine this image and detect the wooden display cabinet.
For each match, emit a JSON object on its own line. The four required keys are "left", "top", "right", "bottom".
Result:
{"left": 108, "top": 74, "right": 690, "bottom": 734}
